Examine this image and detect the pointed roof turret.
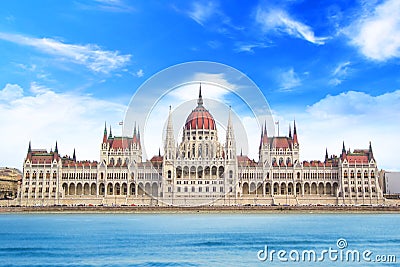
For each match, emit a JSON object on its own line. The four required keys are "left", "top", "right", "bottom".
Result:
{"left": 293, "top": 120, "right": 298, "bottom": 144}
{"left": 73, "top": 149, "right": 76, "bottom": 161}
{"left": 28, "top": 141, "right": 31, "bottom": 153}
{"left": 325, "top": 148, "right": 328, "bottom": 161}
{"left": 103, "top": 122, "right": 108, "bottom": 143}
{"left": 289, "top": 124, "right": 292, "bottom": 139}
{"left": 197, "top": 83, "right": 203, "bottom": 106}
{"left": 342, "top": 141, "right": 346, "bottom": 154}
{"left": 368, "top": 141, "right": 374, "bottom": 160}
{"left": 55, "top": 141, "right": 58, "bottom": 153}
{"left": 262, "top": 121, "right": 269, "bottom": 145}
{"left": 109, "top": 125, "right": 113, "bottom": 138}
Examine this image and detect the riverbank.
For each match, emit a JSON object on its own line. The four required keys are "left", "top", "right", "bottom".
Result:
{"left": 1, "top": 205, "right": 400, "bottom": 214}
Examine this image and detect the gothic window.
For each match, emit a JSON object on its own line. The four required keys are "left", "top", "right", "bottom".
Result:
{"left": 198, "top": 144, "right": 202, "bottom": 157}
{"left": 279, "top": 158, "right": 284, "bottom": 165}
{"left": 167, "top": 170, "right": 171, "bottom": 179}
{"left": 205, "top": 144, "right": 209, "bottom": 157}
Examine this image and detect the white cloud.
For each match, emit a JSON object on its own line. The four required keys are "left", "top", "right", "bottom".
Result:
{"left": 135, "top": 69, "right": 144, "bottom": 78}
{"left": 0, "top": 84, "right": 24, "bottom": 101}
{"left": 276, "top": 90, "right": 400, "bottom": 171}
{"left": 279, "top": 68, "right": 301, "bottom": 91}
{"left": 346, "top": 0, "right": 400, "bottom": 61}
{"left": 78, "top": 0, "right": 134, "bottom": 13}
{"left": 255, "top": 6, "right": 327, "bottom": 45}
{"left": 187, "top": 1, "right": 219, "bottom": 26}
{"left": 329, "top": 61, "right": 351, "bottom": 86}
{"left": 0, "top": 83, "right": 126, "bottom": 169}
{"left": 234, "top": 42, "right": 268, "bottom": 53}
{"left": 0, "top": 32, "right": 131, "bottom": 73}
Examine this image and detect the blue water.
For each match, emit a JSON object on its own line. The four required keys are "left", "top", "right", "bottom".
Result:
{"left": 0, "top": 213, "right": 399, "bottom": 266}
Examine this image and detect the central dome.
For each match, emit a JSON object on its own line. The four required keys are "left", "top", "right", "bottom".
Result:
{"left": 184, "top": 86, "right": 216, "bottom": 130}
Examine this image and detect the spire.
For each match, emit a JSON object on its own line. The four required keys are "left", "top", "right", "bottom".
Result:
{"left": 109, "top": 125, "right": 113, "bottom": 138}
{"left": 133, "top": 122, "right": 137, "bottom": 136}
{"left": 55, "top": 141, "right": 58, "bottom": 153}
{"left": 240, "top": 148, "right": 243, "bottom": 157}
{"left": 261, "top": 120, "right": 269, "bottom": 145}
{"left": 158, "top": 148, "right": 161, "bottom": 157}
{"left": 264, "top": 121, "right": 267, "bottom": 135}
{"left": 369, "top": 141, "right": 374, "bottom": 160}
{"left": 225, "top": 107, "right": 236, "bottom": 160}
{"left": 325, "top": 148, "right": 328, "bottom": 161}
{"left": 165, "top": 105, "right": 175, "bottom": 159}
{"left": 137, "top": 126, "right": 140, "bottom": 141}
{"left": 73, "top": 149, "right": 76, "bottom": 161}
{"left": 342, "top": 141, "right": 346, "bottom": 154}
{"left": 293, "top": 120, "right": 298, "bottom": 144}
{"left": 28, "top": 141, "right": 31, "bottom": 153}
{"left": 289, "top": 124, "right": 292, "bottom": 139}
{"left": 103, "top": 122, "right": 108, "bottom": 143}
{"left": 197, "top": 83, "right": 203, "bottom": 106}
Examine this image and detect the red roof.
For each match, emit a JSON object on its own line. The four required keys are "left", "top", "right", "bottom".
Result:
{"left": 272, "top": 137, "right": 291, "bottom": 149}
{"left": 346, "top": 155, "right": 369, "bottom": 164}
{"left": 185, "top": 105, "right": 216, "bottom": 130}
{"left": 237, "top": 156, "right": 257, "bottom": 167}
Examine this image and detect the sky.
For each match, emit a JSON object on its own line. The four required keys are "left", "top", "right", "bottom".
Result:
{"left": 0, "top": 0, "right": 399, "bottom": 171}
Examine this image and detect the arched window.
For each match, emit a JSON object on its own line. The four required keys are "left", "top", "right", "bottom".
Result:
{"left": 167, "top": 170, "right": 172, "bottom": 179}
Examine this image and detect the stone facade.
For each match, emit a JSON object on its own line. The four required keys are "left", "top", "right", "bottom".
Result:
{"left": 19, "top": 89, "right": 384, "bottom": 206}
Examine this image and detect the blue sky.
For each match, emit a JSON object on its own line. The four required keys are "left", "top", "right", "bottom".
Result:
{"left": 0, "top": 0, "right": 399, "bottom": 170}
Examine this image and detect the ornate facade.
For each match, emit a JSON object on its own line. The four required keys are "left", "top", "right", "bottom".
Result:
{"left": 20, "top": 88, "right": 384, "bottom": 206}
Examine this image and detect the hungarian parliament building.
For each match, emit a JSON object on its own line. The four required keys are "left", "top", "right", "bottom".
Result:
{"left": 20, "top": 88, "right": 384, "bottom": 206}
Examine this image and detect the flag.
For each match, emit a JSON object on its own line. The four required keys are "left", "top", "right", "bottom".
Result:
{"left": 119, "top": 121, "right": 123, "bottom": 125}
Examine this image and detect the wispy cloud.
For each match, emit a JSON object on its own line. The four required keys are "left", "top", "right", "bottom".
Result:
{"left": 234, "top": 42, "right": 268, "bottom": 53}
{"left": 345, "top": 0, "right": 400, "bottom": 61}
{"left": 187, "top": 1, "right": 218, "bottom": 26}
{"left": 255, "top": 6, "right": 327, "bottom": 45}
{"left": 329, "top": 61, "right": 351, "bottom": 86}
{"left": 134, "top": 69, "right": 144, "bottom": 78}
{"left": 0, "top": 32, "right": 131, "bottom": 74}
{"left": 279, "top": 68, "right": 301, "bottom": 91}
{"left": 77, "top": 0, "right": 135, "bottom": 13}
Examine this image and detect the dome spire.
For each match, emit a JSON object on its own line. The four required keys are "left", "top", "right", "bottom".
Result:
{"left": 197, "top": 83, "right": 203, "bottom": 106}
